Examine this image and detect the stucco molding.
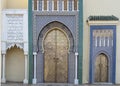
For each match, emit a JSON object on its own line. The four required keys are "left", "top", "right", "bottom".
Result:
{"left": 87, "top": 21, "right": 119, "bottom": 25}
{"left": 1, "top": 9, "right": 28, "bottom": 53}
{"left": 2, "top": 9, "right": 28, "bottom": 14}
{"left": 1, "top": 51, "right": 6, "bottom": 54}
{"left": 6, "top": 43, "right": 24, "bottom": 50}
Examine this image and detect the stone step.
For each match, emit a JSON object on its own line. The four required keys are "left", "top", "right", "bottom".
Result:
{"left": 1, "top": 83, "right": 118, "bottom": 86}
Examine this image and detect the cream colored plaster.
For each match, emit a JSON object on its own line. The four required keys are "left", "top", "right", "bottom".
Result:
{"left": 7, "top": 0, "right": 28, "bottom": 9}
{"left": 2, "top": 0, "right": 28, "bottom": 9}
{"left": 82, "top": 0, "right": 90, "bottom": 84}
{"left": 1, "top": 0, "right": 7, "bottom": 9}
{"left": 85, "top": 0, "right": 120, "bottom": 16}
{"left": 6, "top": 46, "right": 25, "bottom": 82}
{"left": 88, "top": 21, "right": 119, "bottom": 25}
{"left": 82, "top": 23, "right": 90, "bottom": 84}
{"left": 0, "top": 0, "right": 1, "bottom": 84}
{"left": 83, "top": 0, "right": 120, "bottom": 84}
{"left": 116, "top": 23, "right": 120, "bottom": 84}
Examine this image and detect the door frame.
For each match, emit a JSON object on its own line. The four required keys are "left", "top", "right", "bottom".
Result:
{"left": 37, "top": 21, "right": 75, "bottom": 83}
{"left": 94, "top": 53, "right": 110, "bottom": 83}
{"left": 89, "top": 25, "right": 116, "bottom": 84}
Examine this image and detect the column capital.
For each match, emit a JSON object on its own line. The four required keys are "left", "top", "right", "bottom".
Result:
{"left": 24, "top": 51, "right": 28, "bottom": 55}
{"left": 2, "top": 51, "right": 6, "bottom": 54}
{"left": 75, "top": 52, "right": 78, "bottom": 56}
{"left": 33, "top": 52, "right": 37, "bottom": 55}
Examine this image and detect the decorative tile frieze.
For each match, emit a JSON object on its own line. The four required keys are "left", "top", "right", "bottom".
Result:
{"left": 93, "top": 29, "right": 113, "bottom": 47}
{"left": 32, "top": 11, "right": 78, "bottom": 52}
{"left": 33, "top": 11, "right": 78, "bottom": 16}
{"left": 32, "top": 0, "right": 79, "bottom": 11}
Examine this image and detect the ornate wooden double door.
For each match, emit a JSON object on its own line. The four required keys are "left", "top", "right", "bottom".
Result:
{"left": 95, "top": 54, "right": 108, "bottom": 82}
{"left": 44, "top": 29, "right": 69, "bottom": 83}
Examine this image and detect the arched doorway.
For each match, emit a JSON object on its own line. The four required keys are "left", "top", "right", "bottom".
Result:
{"left": 43, "top": 28, "right": 69, "bottom": 83}
{"left": 6, "top": 45, "right": 25, "bottom": 82}
{"left": 94, "top": 53, "right": 109, "bottom": 82}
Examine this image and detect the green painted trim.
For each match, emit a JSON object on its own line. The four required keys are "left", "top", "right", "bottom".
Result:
{"left": 78, "top": 0, "right": 83, "bottom": 84}
{"left": 88, "top": 15, "right": 119, "bottom": 21}
{"left": 28, "top": 0, "right": 33, "bottom": 84}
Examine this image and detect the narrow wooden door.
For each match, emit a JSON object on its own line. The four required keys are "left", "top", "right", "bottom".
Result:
{"left": 95, "top": 54, "right": 108, "bottom": 82}
{"left": 44, "top": 29, "right": 69, "bottom": 83}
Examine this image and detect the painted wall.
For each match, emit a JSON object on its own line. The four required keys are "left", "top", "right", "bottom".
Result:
{"left": 6, "top": 46, "right": 25, "bottom": 82}
{"left": 1, "top": 0, "right": 6, "bottom": 9}
{"left": 0, "top": 0, "right": 1, "bottom": 83}
{"left": 2, "top": 0, "right": 28, "bottom": 9}
{"left": 83, "top": 0, "right": 120, "bottom": 84}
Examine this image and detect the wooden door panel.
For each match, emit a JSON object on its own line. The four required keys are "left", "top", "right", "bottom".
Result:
{"left": 101, "top": 54, "right": 108, "bottom": 82}
{"left": 95, "top": 54, "right": 108, "bottom": 82}
{"left": 56, "top": 30, "right": 68, "bottom": 83}
{"left": 44, "top": 29, "right": 69, "bottom": 83}
{"left": 44, "top": 30, "right": 56, "bottom": 82}
{"left": 95, "top": 56, "right": 100, "bottom": 82}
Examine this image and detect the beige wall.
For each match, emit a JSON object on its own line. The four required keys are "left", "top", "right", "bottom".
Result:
{"left": 1, "top": 0, "right": 6, "bottom": 9}
{"left": 6, "top": 46, "right": 25, "bottom": 82}
{"left": 83, "top": 0, "right": 120, "bottom": 84}
{"left": 2, "top": 0, "right": 28, "bottom": 9}
{"left": 0, "top": 0, "right": 1, "bottom": 83}
{"left": 116, "top": 23, "right": 120, "bottom": 84}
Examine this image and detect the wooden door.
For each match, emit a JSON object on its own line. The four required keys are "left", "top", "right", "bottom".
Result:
{"left": 44, "top": 29, "right": 69, "bottom": 83}
{"left": 95, "top": 54, "right": 108, "bottom": 82}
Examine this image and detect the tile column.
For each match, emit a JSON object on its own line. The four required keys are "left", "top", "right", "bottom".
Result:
{"left": 32, "top": 52, "right": 37, "bottom": 84}
{"left": 74, "top": 52, "right": 78, "bottom": 84}
{"left": 23, "top": 54, "right": 28, "bottom": 84}
{"left": 1, "top": 53, "right": 6, "bottom": 83}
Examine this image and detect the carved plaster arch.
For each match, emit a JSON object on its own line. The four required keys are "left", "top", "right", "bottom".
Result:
{"left": 7, "top": 43, "right": 24, "bottom": 51}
